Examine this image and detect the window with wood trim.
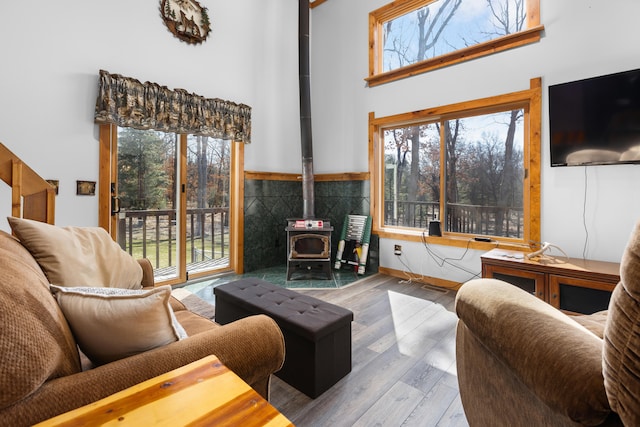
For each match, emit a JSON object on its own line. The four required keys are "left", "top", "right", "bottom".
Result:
{"left": 367, "top": 0, "right": 543, "bottom": 87}
{"left": 370, "top": 78, "right": 541, "bottom": 248}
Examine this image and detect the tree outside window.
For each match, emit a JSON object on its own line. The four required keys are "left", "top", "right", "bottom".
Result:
{"left": 117, "top": 128, "right": 173, "bottom": 211}
{"left": 368, "top": 0, "right": 542, "bottom": 86}
{"left": 382, "top": 109, "right": 525, "bottom": 238}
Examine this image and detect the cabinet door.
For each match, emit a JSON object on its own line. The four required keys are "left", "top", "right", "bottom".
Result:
{"left": 483, "top": 264, "right": 547, "bottom": 301}
{"left": 548, "top": 275, "right": 615, "bottom": 314}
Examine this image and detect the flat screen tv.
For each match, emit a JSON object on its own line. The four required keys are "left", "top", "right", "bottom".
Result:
{"left": 549, "top": 67, "right": 640, "bottom": 166}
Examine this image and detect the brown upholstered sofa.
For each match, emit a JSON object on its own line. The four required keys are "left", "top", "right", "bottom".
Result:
{"left": 0, "top": 226, "right": 285, "bottom": 427}
{"left": 455, "top": 222, "right": 640, "bottom": 426}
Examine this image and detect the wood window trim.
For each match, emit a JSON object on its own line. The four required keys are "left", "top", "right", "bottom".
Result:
{"left": 229, "top": 140, "right": 245, "bottom": 274}
{"left": 98, "top": 124, "right": 115, "bottom": 232}
{"left": 367, "top": 0, "right": 543, "bottom": 87}
{"left": 368, "top": 77, "right": 541, "bottom": 252}
{"left": 244, "top": 171, "right": 369, "bottom": 182}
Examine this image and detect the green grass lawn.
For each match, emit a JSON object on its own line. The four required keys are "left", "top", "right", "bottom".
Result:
{"left": 125, "top": 238, "right": 229, "bottom": 269}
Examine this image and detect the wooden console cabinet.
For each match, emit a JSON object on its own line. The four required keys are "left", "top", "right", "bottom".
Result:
{"left": 481, "top": 249, "right": 621, "bottom": 314}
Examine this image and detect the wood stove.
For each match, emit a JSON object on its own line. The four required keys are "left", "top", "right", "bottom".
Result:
{"left": 285, "top": 1, "right": 333, "bottom": 281}
{"left": 286, "top": 218, "right": 333, "bottom": 280}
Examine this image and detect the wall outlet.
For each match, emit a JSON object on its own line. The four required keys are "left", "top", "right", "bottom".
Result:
{"left": 394, "top": 244, "right": 402, "bottom": 256}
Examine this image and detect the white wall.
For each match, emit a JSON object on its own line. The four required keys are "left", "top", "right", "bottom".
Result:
{"left": 0, "top": 0, "right": 301, "bottom": 228}
{"left": 310, "top": 0, "right": 640, "bottom": 283}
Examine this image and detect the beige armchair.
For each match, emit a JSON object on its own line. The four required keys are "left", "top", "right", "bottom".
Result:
{"left": 455, "top": 222, "right": 640, "bottom": 426}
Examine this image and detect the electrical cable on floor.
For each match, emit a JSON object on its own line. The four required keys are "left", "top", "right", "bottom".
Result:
{"left": 421, "top": 231, "right": 481, "bottom": 282}
{"left": 397, "top": 253, "right": 420, "bottom": 284}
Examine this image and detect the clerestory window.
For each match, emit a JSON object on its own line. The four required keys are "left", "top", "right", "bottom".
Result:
{"left": 367, "top": 0, "right": 543, "bottom": 86}
{"left": 370, "top": 78, "right": 541, "bottom": 248}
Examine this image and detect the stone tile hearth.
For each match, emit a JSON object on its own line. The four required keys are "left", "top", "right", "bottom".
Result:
{"left": 243, "top": 179, "right": 377, "bottom": 274}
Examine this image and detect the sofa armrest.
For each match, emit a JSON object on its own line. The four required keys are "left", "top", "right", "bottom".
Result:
{"left": 455, "top": 279, "right": 611, "bottom": 424}
{"left": 137, "top": 258, "right": 155, "bottom": 288}
{"left": 3, "top": 314, "right": 285, "bottom": 426}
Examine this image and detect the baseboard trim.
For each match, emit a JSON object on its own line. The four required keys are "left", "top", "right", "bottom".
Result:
{"left": 378, "top": 266, "right": 462, "bottom": 291}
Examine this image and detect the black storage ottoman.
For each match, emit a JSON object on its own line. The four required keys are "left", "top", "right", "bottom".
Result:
{"left": 213, "top": 278, "right": 354, "bottom": 398}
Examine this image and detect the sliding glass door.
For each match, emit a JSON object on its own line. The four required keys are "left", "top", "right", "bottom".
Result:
{"left": 99, "top": 125, "right": 235, "bottom": 285}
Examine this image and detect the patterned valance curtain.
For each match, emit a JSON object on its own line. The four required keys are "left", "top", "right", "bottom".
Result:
{"left": 94, "top": 70, "right": 251, "bottom": 143}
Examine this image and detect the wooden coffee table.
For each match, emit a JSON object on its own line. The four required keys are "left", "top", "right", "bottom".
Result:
{"left": 36, "top": 355, "right": 293, "bottom": 426}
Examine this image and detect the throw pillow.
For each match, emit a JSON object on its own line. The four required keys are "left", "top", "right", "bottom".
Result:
{"left": 50, "top": 285, "right": 187, "bottom": 365}
{"left": 7, "top": 217, "right": 142, "bottom": 289}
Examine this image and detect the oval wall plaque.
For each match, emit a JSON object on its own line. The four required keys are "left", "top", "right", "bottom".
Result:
{"left": 160, "top": 0, "right": 211, "bottom": 45}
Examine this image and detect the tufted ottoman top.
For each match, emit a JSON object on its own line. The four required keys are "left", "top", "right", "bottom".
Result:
{"left": 214, "top": 278, "right": 353, "bottom": 341}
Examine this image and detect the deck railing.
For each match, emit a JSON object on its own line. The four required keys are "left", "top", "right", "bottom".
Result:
{"left": 384, "top": 201, "right": 523, "bottom": 238}
{"left": 117, "top": 208, "right": 229, "bottom": 271}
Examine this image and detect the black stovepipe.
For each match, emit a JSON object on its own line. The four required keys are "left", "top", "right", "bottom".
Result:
{"left": 299, "top": 0, "right": 315, "bottom": 220}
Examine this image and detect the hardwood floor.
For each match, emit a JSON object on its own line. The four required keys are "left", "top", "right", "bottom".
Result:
{"left": 269, "top": 274, "right": 469, "bottom": 427}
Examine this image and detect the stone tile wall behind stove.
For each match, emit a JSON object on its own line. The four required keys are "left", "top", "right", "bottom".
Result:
{"left": 243, "top": 179, "right": 378, "bottom": 273}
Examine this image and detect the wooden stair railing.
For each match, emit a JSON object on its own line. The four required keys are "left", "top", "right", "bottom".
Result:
{"left": 0, "top": 143, "right": 55, "bottom": 224}
{"left": 310, "top": 0, "right": 327, "bottom": 8}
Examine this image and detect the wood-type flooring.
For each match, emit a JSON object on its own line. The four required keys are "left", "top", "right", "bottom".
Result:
{"left": 269, "top": 274, "right": 469, "bottom": 427}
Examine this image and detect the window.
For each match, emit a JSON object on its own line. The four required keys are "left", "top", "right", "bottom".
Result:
{"left": 367, "top": 0, "right": 543, "bottom": 86}
{"left": 370, "top": 78, "right": 541, "bottom": 248}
